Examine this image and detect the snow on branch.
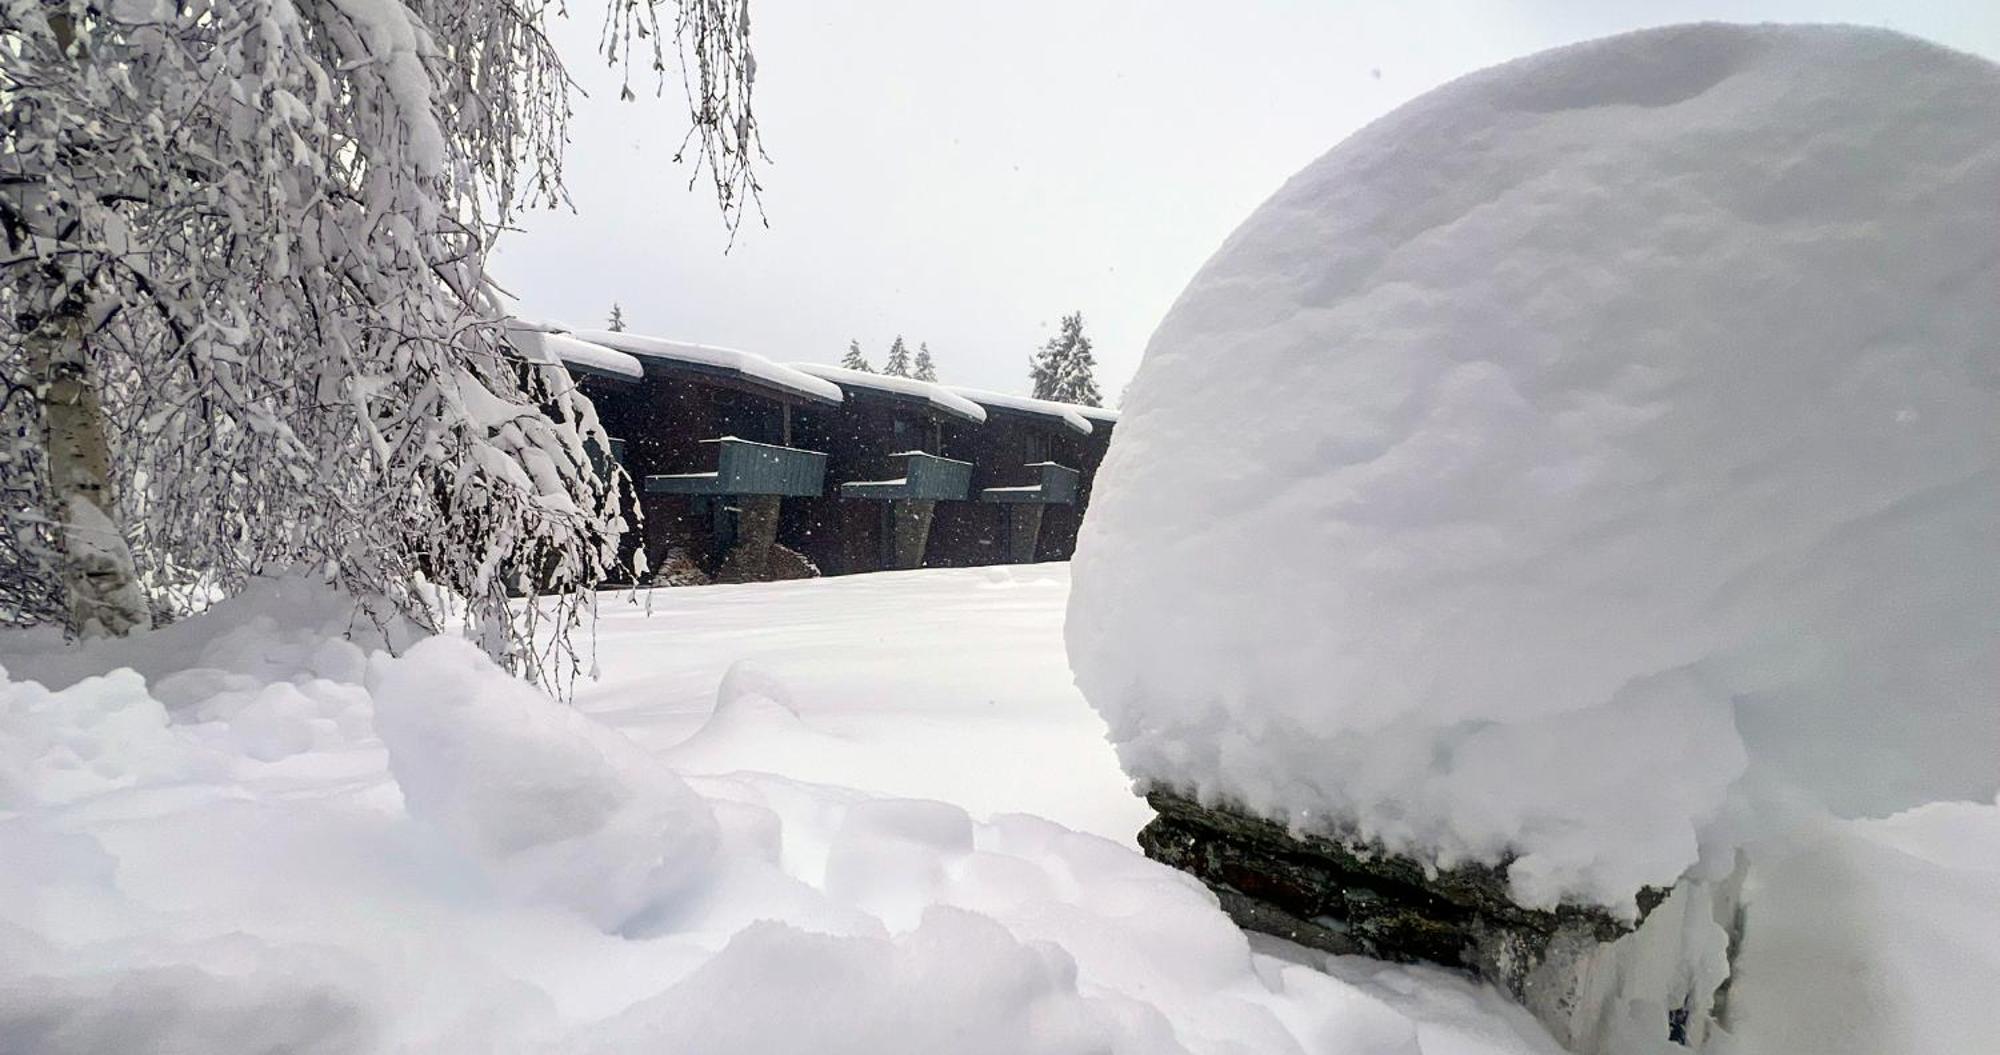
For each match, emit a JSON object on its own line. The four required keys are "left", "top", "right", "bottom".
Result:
{"left": 0, "top": 0, "right": 762, "bottom": 687}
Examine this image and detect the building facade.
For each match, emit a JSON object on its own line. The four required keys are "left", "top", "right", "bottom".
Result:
{"left": 511, "top": 322, "right": 1116, "bottom": 585}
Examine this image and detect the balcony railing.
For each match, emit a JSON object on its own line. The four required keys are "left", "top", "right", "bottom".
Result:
{"left": 838, "top": 451, "right": 973, "bottom": 502}
{"left": 645, "top": 436, "right": 827, "bottom": 497}
{"left": 978, "top": 461, "right": 1080, "bottom": 505}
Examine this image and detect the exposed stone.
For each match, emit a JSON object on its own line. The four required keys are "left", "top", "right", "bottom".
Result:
{"left": 1137, "top": 790, "right": 1735, "bottom": 1052}
{"left": 885, "top": 499, "right": 936, "bottom": 570}
{"left": 710, "top": 495, "right": 782, "bottom": 584}
{"left": 765, "top": 543, "right": 821, "bottom": 582}
{"left": 647, "top": 546, "right": 710, "bottom": 588}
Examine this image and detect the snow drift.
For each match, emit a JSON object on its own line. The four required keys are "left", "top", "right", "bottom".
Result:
{"left": 1068, "top": 23, "right": 2000, "bottom": 912}
{"left": 0, "top": 574, "right": 1567, "bottom": 1054}
{"left": 370, "top": 637, "right": 721, "bottom": 932}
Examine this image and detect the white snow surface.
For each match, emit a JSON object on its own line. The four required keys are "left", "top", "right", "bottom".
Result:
{"left": 1724, "top": 800, "right": 2000, "bottom": 1055}
{"left": 5, "top": 571, "right": 1997, "bottom": 1053}
{"left": 0, "top": 572, "right": 1568, "bottom": 1055}
{"left": 947, "top": 386, "right": 1099, "bottom": 434}
{"left": 571, "top": 329, "right": 845, "bottom": 404}
{"left": 790, "top": 363, "right": 989, "bottom": 424}
{"left": 1068, "top": 23, "right": 2000, "bottom": 913}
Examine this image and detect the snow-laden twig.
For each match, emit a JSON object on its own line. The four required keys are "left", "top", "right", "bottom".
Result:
{"left": 0, "top": 0, "right": 763, "bottom": 688}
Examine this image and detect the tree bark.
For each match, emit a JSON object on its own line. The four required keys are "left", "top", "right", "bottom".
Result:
{"left": 18, "top": 12, "right": 147, "bottom": 637}
{"left": 26, "top": 268, "right": 148, "bottom": 637}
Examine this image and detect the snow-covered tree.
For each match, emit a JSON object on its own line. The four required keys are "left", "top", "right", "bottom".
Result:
{"left": 882, "top": 336, "right": 912, "bottom": 378}
{"left": 607, "top": 303, "right": 627, "bottom": 332}
{"left": 1029, "top": 312, "right": 1102, "bottom": 406}
{"left": 913, "top": 342, "right": 938, "bottom": 382}
{"left": 0, "top": 0, "right": 762, "bottom": 686}
{"left": 841, "top": 339, "right": 873, "bottom": 373}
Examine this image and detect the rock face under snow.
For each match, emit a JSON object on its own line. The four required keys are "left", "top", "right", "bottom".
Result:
{"left": 1069, "top": 22, "right": 2000, "bottom": 920}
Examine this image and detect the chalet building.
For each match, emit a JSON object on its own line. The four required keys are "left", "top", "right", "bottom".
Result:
{"left": 522, "top": 327, "right": 841, "bottom": 582}
{"left": 779, "top": 365, "right": 987, "bottom": 575}
{"left": 507, "top": 320, "right": 1116, "bottom": 583}
{"left": 924, "top": 388, "right": 1087, "bottom": 566}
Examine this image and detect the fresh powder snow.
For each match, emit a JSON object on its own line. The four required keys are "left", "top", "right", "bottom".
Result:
{"left": 947, "top": 386, "right": 1101, "bottom": 434}
{"left": 572, "top": 329, "right": 847, "bottom": 404}
{"left": 504, "top": 321, "right": 646, "bottom": 381}
{"left": 5, "top": 568, "right": 1997, "bottom": 1052}
{"left": 790, "top": 363, "right": 990, "bottom": 424}
{"left": 0, "top": 572, "right": 1568, "bottom": 1054}
{"left": 1067, "top": 22, "right": 2000, "bottom": 914}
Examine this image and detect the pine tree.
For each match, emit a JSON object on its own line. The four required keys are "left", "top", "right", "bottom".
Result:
{"left": 608, "top": 303, "right": 627, "bottom": 332}
{"left": 0, "top": 0, "right": 762, "bottom": 682}
{"left": 913, "top": 343, "right": 938, "bottom": 382}
{"left": 1029, "top": 312, "right": 1103, "bottom": 406}
{"left": 882, "top": 335, "right": 913, "bottom": 377}
{"left": 841, "top": 339, "right": 873, "bottom": 373}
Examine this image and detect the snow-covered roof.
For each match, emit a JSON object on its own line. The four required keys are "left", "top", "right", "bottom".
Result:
{"left": 571, "top": 330, "right": 844, "bottom": 405}
{"left": 502, "top": 322, "right": 644, "bottom": 381}
{"left": 789, "top": 364, "right": 988, "bottom": 425}
{"left": 944, "top": 387, "right": 1098, "bottom": 435}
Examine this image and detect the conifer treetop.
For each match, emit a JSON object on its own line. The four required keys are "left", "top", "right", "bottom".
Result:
{"left": 840, "top": 338, "right": 874, "bottom": 373}
{"left": 882, "top": 335, "right": 913, "bottom": 378}
{"left": 1029, "top": 312, "right": 1103, "bottom": 407}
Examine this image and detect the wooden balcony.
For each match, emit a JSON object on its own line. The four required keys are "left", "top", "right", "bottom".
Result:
{"left": 645, "top": 436, "right": 828, "bottom": 497}
{"left": 978, "top": 461, "right": 1080, "bottom": 505}
{"left": 838, "top": 451, "right": 973, "bottom": 502}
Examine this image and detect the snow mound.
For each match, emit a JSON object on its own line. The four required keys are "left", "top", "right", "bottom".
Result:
{"left": 1068, "top": 23, "right": 2000, "bottom": 911}
{"left": 0, "top": 668, "right": 217, "bottom": 808}
{"left": 1, "top": 578, "right": 394, "bottom": 799}
{"left": 1725, "top": 800, "right": 2000, "bottom": 1055}
{"left": 665, "top": 661, "right": 840, "bottom": 779}
{"left": 575, "top": 906, "right": 1185, "bottom": 1055}
{"left": 0, "top": 939, "right": 386, "bottom": 1055}
{"left": 370, "top": 637, "right": 720, "bottom": 932}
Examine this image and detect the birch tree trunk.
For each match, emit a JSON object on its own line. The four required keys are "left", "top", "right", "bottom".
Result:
{"left": 26, "top": 267, "right": 148, "bottom": 637}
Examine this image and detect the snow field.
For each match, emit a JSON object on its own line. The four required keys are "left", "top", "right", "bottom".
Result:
{"left": 0, "top": 573, "right": 1564, "bottom": 1054}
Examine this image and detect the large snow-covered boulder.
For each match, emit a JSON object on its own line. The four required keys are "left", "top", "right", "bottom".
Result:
{"left": 1068, "top": 23, "right": 2000, "bottom": 915}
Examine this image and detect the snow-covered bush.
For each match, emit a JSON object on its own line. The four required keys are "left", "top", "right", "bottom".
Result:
{"left": 0, "top": 0, "right": 757, "bottom": 684}
{"left": 1068, "top": 23, "right": 2000, "bottom": 913}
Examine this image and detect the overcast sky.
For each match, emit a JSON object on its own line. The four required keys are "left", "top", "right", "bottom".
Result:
{"left": 492, "top": 1, "right": 2000, "bottom": 399}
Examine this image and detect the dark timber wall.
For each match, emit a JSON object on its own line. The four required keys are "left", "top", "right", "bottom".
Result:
{"left": 577, "top": 365, "right": 819, "bottom": 579}
{"left": 784, "top": 388, "right": 975, "bottom": 576}
{"left": 573, "top": 362, "right": 1114, "bottom": 582}
{"left": 926, "top": 407, "right": 1086, "bottom": 568}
